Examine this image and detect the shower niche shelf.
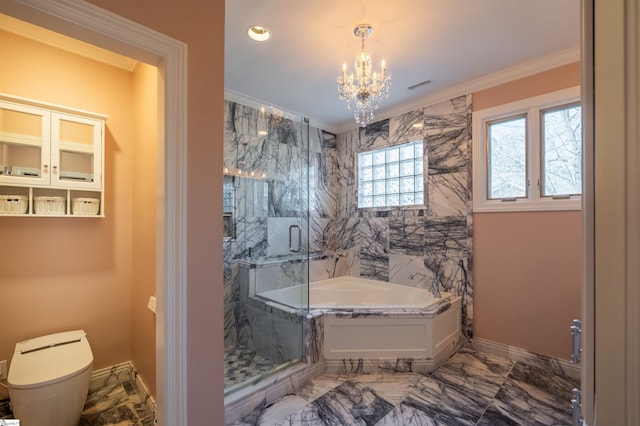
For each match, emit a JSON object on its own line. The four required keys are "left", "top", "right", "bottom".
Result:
{"left": 0, "top": 94, "right": 106, "bottom": 217}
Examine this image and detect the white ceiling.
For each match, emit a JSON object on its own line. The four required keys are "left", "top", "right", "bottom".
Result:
{"left": 2, "top": 2, "right": 581, "bottom": 134}
{"left": 225, "top": 0, "right": 581, "bottom": 132}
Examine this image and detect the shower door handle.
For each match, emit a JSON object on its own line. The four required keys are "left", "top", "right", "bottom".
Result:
{"left": 289, "top": 224, "right": 301, "bottom": 252}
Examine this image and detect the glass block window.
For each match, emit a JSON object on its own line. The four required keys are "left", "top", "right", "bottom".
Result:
{"left": 358, "top": 140, "right": 424, "bottom": 208}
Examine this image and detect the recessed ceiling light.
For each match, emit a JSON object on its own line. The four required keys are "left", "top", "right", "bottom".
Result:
{"left": 247, "top": 26, "right": 270, "bottom": 42}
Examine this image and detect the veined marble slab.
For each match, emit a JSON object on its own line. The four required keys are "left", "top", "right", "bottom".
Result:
{"left": 229, "top": 347, "right": 578, "bottom": 426}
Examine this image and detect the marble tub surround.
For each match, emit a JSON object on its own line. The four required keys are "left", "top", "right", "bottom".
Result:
{"left": 313, "top": 94, "right": 474, "bottom": 340}
{"left": 224, "top": 93, "right": 474, "bottom": 385}
{"left": 234, "top": 295, "right": 305, "bottom": 365}
{"left": 229, "top": 347, "right": 579, "bottom": 426}
{"left": 240, "top": 270, "right": 463, "bottom": 371}
{"left": 323, "top": 340, "right": 461, "bottom": 378}
{"left": 322, "top": 297, "right": 462, "bottom": 370}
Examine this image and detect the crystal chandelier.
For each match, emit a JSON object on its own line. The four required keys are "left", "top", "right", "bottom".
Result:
{"left": 337, "top": 24, "right": 392, "bottom": 127}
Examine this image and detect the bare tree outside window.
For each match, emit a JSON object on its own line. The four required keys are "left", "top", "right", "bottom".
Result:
{"left": 542, "top": 104, "right": 582, "bottom": 196}
{"left": 488, "top": 116, "right": 527, "bottom": 199}
{"left": 473, "top": 87, "right": 581, "bottom": 212}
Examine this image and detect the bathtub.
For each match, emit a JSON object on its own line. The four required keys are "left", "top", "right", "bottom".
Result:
{"left": 256, "top": 276, "right": 462, "bottom": 370}
{"left": 258, "top": 276, "right": 453, "bottom": 311}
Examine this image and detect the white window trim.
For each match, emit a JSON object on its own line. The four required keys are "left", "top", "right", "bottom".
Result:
{"left": 472, "top": 86, "right": 582, "bottom": 213}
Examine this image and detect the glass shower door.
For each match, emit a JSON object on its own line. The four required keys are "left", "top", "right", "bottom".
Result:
{"left": 222, "top": 98, "right": 309, "bottom": 394}
{"left": 256, "top": 116, "right": 310, "bottom": 310}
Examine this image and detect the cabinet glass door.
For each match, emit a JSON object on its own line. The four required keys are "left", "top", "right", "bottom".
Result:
{"left": 0, "top": 102, "right": 50, "bottom": 186}
{"left": 51, "top": 113, "right": 102, "bottom": 190}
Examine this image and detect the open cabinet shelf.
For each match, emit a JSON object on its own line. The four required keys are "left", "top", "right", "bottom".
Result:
{"left": 0, "top": 93, "right": 106, "bottom": 218}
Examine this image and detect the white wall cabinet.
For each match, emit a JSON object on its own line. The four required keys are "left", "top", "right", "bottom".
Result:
{"left": 0, "top": 94, "right": 106, "bottom": 217}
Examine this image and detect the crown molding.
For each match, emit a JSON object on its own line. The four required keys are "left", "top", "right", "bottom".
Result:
{"left": 333, "top": 46, "right": 581, "bottom": 134}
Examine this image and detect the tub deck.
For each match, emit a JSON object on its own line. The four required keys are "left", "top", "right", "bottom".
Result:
{"left": 254, "top": 276, "right": 462, "bottom": 371}
{"left": 257, "top": 276, "right": 456, "bottom": 311}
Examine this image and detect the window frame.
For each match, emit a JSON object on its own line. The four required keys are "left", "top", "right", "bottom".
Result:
{"left": 472, "top": 86, "right": 582, "bottom": 212}
{"left": 486, "top": 113, "right": 529, "bottom": 200}
{"left": 356, "top": 138, "right": 427, "bottom": 210}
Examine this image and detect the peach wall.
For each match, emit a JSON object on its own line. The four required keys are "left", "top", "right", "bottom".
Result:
{"left": 86, "top": 1, "right": 226, "bottom": 423}
{"left": 131, "top": 62, "right": 158, "bottom": 397}
{"left": 472, "top": 62, "right": 582, "bottom": 360}
{"left": 0, "top": 30, "right": 136, "bottom": 398}
{"left": 473, "top": 62, "right": 581, "bottom": 110}
{"left": 473, "top": 212, "right": 582, "bottom": 359}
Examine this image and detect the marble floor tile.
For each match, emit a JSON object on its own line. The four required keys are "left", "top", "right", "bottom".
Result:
{"left": 394, "top": 375, "right": 487, "bottom": 425}
{"left": 490, "top": 362, "right": 578, "bottom": 426}
{"left": 80, "top": 365, "right": 156, "bottom": 426}
{"left": 225, "top": 344, "right": 278, "bottom": 388}
{"left": 429, "top": 347, "right": 515, "bottom": 403}
{"left": 283, "top": 380, "right": 394, "bottom": 426}
{"left": 228, "top": 349, "right": 580, "bottom": 426}
{"left": 350, "top": 373, "right": 422, "bottom": 406}
{"left": 0, "top": 399, "right": 12, "bottom": 420}
{"left": 376, "top": 402, "right": 470, "bottom": 426}
{"left": 476, "top": 405, "right": 522, "bottom": 425}
{"left": 229, "top": 394, "right": 309, "bottom": 426}
{"left": 294, "top": 374, "right": 346, "bottom": 403}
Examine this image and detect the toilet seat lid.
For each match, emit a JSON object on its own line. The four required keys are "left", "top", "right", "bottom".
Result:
{"left": 8, "top": 330, "right": 93, "bottom": 388}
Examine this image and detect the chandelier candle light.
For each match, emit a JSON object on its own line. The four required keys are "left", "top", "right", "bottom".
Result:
{"left": 337, "top": 24, "right": 392, "bottom": 127}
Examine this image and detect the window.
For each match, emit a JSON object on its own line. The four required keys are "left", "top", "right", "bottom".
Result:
{"left": 541, "top": 104, "right": 582, "bottom": 197}
{"left": 473, "top": 86, "right": 582, "bottom": 212}
{"left": 358, "top": 140, "right": 425, "bottom": 208}
{"left": 488, "top": 115, "right": 527, "bottom": 199}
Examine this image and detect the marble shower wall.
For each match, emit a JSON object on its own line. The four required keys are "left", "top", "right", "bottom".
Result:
{"left": 310, "top": 95, "right": 474, "bottom": 338}
{"left": 224, "top": 94, "right": 474, "bottom": 350}
{"left": 223, "top": 99, "right": 319, "bottom": 349}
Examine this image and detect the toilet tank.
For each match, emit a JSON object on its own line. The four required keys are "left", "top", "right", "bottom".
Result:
{"left": 8, "top": 330, "right": 93, "bottom": 388}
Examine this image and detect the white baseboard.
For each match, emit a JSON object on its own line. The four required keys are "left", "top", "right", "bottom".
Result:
{"left": 473, "top": 337, "right": 580, "bottom": 380}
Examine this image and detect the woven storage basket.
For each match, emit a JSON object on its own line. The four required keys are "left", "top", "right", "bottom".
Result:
{"left": 71, "top": 197, "right": 100, "bottom": 215}
{"left": 34, "top": 196, "right": 66, "bottom": 215}
{"left": 0, "top": 195, "right": 28, "bottom": 214}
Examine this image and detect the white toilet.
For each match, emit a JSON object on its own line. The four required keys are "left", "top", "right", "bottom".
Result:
{"left": 8, "top": 330, "right": 93, "bottom": 426}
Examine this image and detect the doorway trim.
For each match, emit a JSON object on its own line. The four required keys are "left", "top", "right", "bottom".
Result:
{"left": 0, "top": 0, "right": 188, "bottom": 424}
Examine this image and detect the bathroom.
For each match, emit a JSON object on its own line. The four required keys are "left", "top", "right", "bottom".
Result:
{"left": 221, "top": 1, "right": 583, "bottom": 423}
{"left": 0, "top": 2, "right": 582, "bottom": 425}
{"left": 222, "top": 63, "right": 582, "bottom": 420}
{"left": 0, "top": 15, "right": 158, "bottom": 424}
{"left": 0, "top": 0, "right": 634, "bottom": 424}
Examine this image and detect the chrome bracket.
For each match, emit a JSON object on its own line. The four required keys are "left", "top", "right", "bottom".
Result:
{"left": 571, "top": 388, "right": 583, "bottom": 426}
{"left": 570, "top": 319, "right": 582, "bottom": 364}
